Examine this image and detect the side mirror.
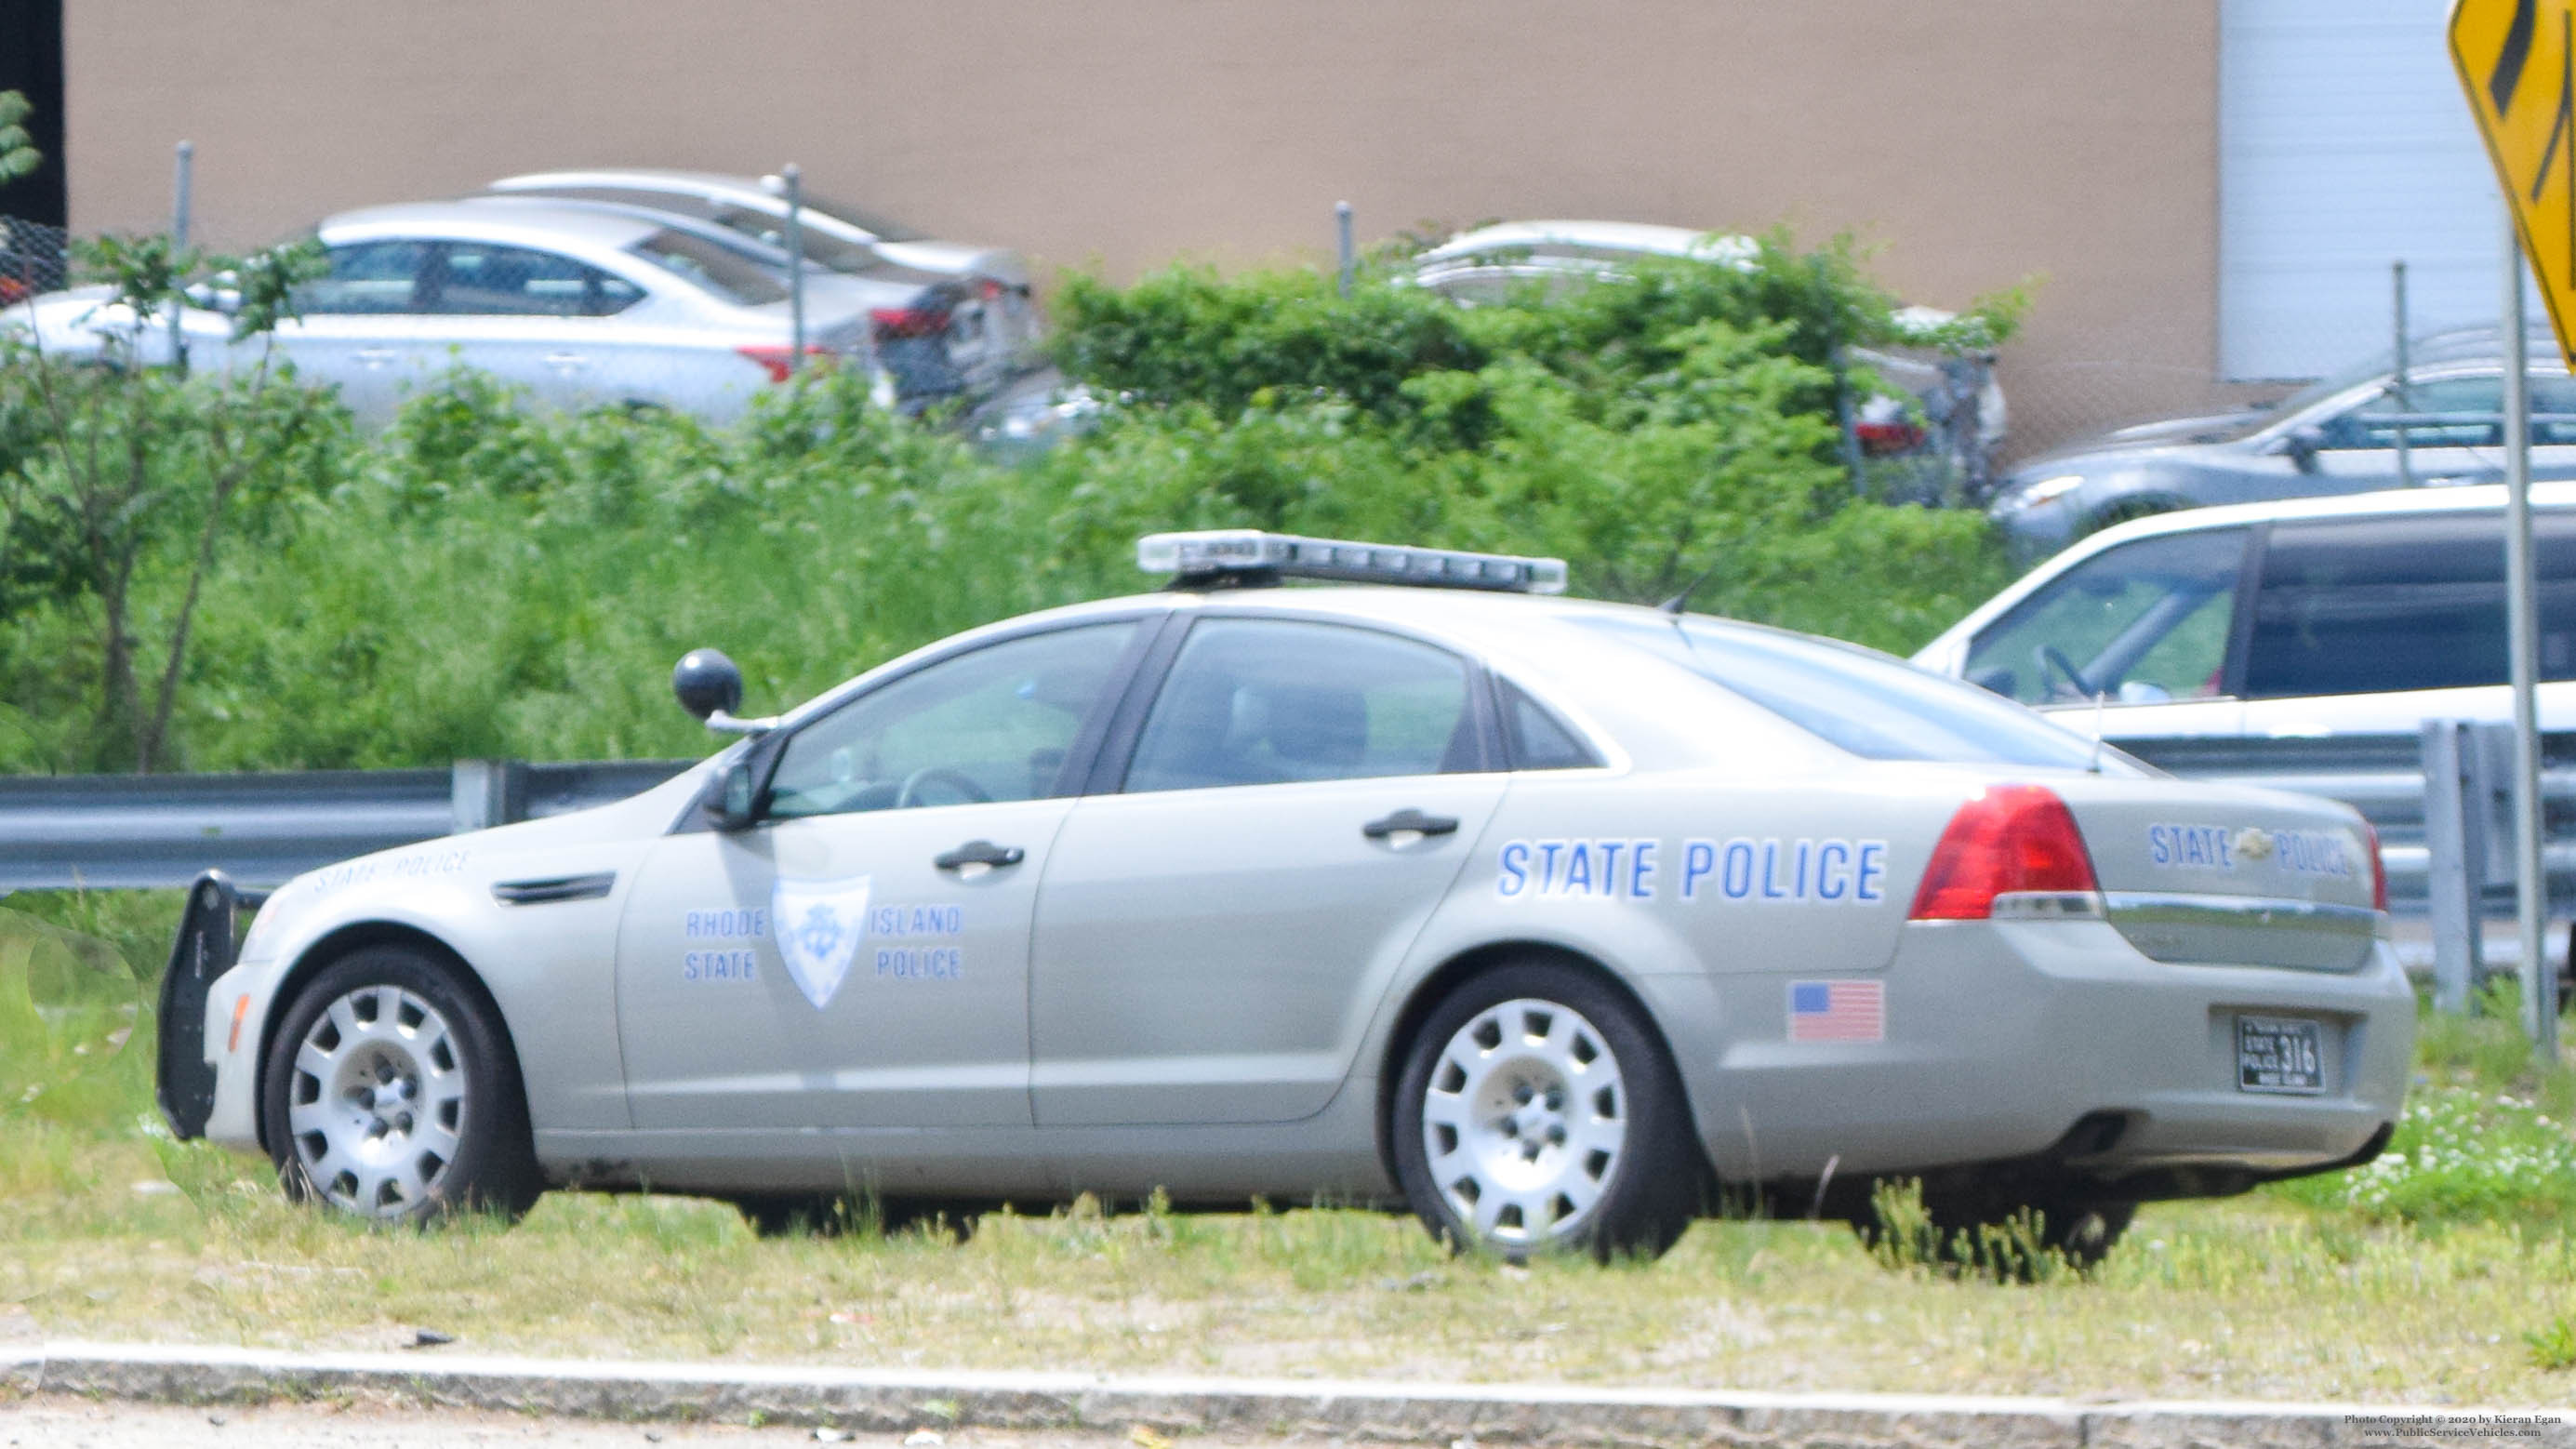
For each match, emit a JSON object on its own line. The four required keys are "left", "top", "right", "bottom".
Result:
{"left": 706, "top": 757, "right": 764, "bottom": 831}
{"left": 672, "top": 648, "right": 743, "bottom": 722}
{"left": 2279, "top": 425, "right": 2326, "bottom": 473}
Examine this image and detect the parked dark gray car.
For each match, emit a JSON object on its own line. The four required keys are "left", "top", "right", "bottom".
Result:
{"left": 1989, "top": 327, "right": 2576, "bottom": 557}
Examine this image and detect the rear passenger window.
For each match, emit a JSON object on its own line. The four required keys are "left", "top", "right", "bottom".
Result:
{"left": 1124, "top": 619, "right": 1481, "bottom": 792}
{"left": 2242, "top": 512, "right": 2576, "bottom": 698}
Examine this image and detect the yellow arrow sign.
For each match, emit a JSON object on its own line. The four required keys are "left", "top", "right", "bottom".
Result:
{"left": 2453, "top": 0, "right": 2576, "bottom": 368}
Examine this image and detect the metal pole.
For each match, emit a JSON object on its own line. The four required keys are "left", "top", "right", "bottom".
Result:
{"left": 1335, "top": 201, "right": 1354, "bottom": 298}
{"left": 782, "top": 162, "right": 805, "bottom": 377}
{"left": 169, "top": 140, "right": 193, "bottom": 375}
{"left": 2501, "top": 214, "right": 2556, "bottom": 1061}
{"left": 2393, "top": 259, "right": 2412, "bottom": 488}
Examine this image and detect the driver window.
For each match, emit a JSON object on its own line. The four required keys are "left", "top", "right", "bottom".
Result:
{"left": 2322, "top": 376, "right": 2502, "bottom": 449}
{"left": 765, "top": 622, "right": 1138, "bottom": 819}
{"left": 1963, "top": 528, "right": 2248, "bottom": 705}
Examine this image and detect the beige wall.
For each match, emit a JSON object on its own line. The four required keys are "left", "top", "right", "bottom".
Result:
{"left": 63, "top": 2, "right": 2221, "bottom": 454}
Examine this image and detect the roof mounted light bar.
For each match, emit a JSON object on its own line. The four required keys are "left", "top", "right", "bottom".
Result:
{"left": 1136, "top": 530, "right": 1568, "bottom": 594}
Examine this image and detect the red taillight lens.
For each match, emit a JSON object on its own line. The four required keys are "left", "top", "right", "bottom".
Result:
{"left": 2366, "top": 821, "right": 2389, "bottom": 912}
{"left": 870, "top": 306, "right": 952, "bottom": 339}
{"left": 1908, "top": 785, "right": 2101, "bottom": 920}
{"left": 735, "top": 344, "right": 834, "bottom": 383}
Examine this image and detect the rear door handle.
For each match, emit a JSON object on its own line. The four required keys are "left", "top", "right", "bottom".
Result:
{"left": 1362, "top": 808, "right": 1459, "bottom": 840}
{"left": 353, "top": 348, "right": 397, "bottom": 366}
{"left": 934, "top": 839, "right": 1025, "bottom": 871}
{"left": 544, "top": 352, "right": 588, "bottom": 370}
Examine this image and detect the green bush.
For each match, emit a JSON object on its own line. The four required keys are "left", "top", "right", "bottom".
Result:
{"left": 0, "top": 229, "right": 2018, "bottom": 774}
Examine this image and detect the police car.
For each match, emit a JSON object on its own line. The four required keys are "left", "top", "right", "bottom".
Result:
{"left": 156, "top": 530, "right": 2413, "bottom": 1264}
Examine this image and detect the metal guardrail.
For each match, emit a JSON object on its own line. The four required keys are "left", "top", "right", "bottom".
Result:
{"left": 0, "top": 758, "right": 694, "bottom": 891}
{"left": 0, "top": 735, "right": 2567, "bottom": 907}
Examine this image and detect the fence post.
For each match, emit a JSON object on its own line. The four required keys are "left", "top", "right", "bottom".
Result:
{"left": 451, "top": 760, "right": 528, "bottom": 833}
{"left": 2423, "top": 720, "right": 2485, "bottom": 1010}
{"left": 782, "top": 163, "right": 805, "bottom": 376}
{"left": 2392, "top": 259, "right": 2411, "bottom": 489}
{"left": 169, "top": 140, "right": 193, "bottom": 375}
{"left": 1335, "top": 201, "right": 1353, "bottom": 299}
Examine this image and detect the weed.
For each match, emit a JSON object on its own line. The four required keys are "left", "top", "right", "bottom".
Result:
{"left": 2529, "top": 1313, "right": 2576, "bottom": 1370}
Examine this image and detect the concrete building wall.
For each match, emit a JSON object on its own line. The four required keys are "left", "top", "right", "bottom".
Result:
{"left": 60, "top": 2, "right": 2222, "bottom": 453}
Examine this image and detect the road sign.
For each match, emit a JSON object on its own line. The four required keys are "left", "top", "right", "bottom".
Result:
{"left": 2452, "top": 0, "right": 2576, "bottom": 368}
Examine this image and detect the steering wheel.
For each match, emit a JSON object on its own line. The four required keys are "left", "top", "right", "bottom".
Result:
{"left": 2035, "top": 644, "right": 2091, "bottom": 701}
{"left": 895, "top": 765, "right": 992, "bottom": 810}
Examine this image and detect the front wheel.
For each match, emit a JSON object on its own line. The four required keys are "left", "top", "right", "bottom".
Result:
{"left": 1391, "top": 963, "right": 1703, "bottom": 1262}
{"left": 259, "top": 947, "right": 542, "bottom": 1225}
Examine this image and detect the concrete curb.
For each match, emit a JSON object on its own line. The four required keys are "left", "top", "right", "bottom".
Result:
{"left": 1, "top": 1342, "right": 2569, "bottom": 1448}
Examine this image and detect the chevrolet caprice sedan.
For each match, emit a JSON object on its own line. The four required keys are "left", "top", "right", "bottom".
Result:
{"left": 158, "top": 532, "right": 2412, "bottom": 1264}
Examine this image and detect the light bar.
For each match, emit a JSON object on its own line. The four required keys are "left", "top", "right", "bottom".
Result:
{"left": 1136, "top": 530, "right": 1568, "bottom": 594}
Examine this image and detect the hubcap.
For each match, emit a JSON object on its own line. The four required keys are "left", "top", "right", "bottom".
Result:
{"left": 1420, "top": 997, "right": 1627, "bottom": 1247}
{"left": 285, "top": 985, "right": 467, "bottom": 1217}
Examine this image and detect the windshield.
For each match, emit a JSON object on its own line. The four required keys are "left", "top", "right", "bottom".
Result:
{"left": 1582, "top": 615, "right": 2127, "bottom": 772}
{"left": 801, "top": 191, "right": 925, "bottom": 244}
{"left": 625, "top": 228, "right": 790, "bottom": 307}
{"left": 702, "top": 206, "right": 882, "bottom": 273}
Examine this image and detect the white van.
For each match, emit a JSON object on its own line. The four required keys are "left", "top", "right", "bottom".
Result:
{"left": 1914, "top": 483, "right": 2576, "bottom": 744}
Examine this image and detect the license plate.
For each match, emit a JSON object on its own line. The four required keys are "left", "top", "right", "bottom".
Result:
{"left": 2237, "top": 1016, "right": 2326, "bottom": 1095}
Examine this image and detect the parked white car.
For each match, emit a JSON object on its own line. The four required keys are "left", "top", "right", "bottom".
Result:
{"left": 1410, "top": 220, "right": 2007, "bottom": 490}
{"left": 5, "top": 199, "right": 883, "bottom": 426}
{"left": 160, "top": 530, "right": 2407, "bottom": 1268}
{"left": 485, "top": 169, "right": 1042, "bottom": 397}
{"left": 1914, "top": 483, "right": 2576, "bottom": 738}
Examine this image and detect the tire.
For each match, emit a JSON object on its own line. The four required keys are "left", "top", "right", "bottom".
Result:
{"left": 1391, "top": 962, "right": 1704, "bottom": 1262}
{"left": 259, "top": 946, "right": 542, "bottom": 1226}
{"left": 1853, "top": 1184, "right": 2135, "bottom": 1277}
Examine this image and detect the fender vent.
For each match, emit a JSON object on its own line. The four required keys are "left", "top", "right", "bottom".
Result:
{"left": 492, "top": 871, "right": 616, "bottom": 905}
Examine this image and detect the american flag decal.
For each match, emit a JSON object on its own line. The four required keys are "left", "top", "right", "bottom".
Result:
{"left": 1787, "top": 979, "right": 1885, "bottom": 1043}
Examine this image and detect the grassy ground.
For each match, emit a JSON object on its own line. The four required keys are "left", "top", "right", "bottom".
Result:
{"left": 6, "top": 892, "right": 2576, "bottom": 1405}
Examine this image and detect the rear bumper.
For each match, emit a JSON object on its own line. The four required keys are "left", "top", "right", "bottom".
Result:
{"left": 1655, "top": 915, "right": 2414, "bottom": 1193}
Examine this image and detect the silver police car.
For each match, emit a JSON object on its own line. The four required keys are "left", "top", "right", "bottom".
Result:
{"left": 157, "top": 532, "right": 2412, "bottom": 1264}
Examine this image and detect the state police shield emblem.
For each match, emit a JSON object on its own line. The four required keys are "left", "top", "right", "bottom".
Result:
{"left": 771, "top": 875, "right": 871, "bottom": 1010}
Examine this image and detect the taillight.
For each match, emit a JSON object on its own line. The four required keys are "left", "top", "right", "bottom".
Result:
{"left": 870, "top": 306, "right": 952, "bottom": 339}
{"left": 1908, "top": 785, "right": 2100, "bottom": 920}
{"left": 735, "top": 344, "right": 834, "bottom": 383}
{"left": 2365, "top": 821, "right": 2389, "bottom": 912}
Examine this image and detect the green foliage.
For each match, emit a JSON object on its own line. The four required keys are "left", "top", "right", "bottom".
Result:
{"left": 2530, "top": 1311, "right": 2576, "bottom": 1371}
{"left": 0, "top": 224, "right": 2021, "bottom": 773}
{"left": 0, "top": 905, "right": 147, "bottom": 1130}
{"left": 2273, "top": 983, "right": 2576, "bottom": 1227}
{"left": 0, "top": 89, "right": 38, "bottom": 186}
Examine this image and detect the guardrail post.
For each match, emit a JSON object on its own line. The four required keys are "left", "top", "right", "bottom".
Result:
{"left": 451, "top": 760, "right": 528, "bottom": 833}
{"left": 2423, "top": 720, "right": 2484, "bottom": 1011}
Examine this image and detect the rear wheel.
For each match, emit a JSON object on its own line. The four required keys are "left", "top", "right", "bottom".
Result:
{"left": 259, "top": 947, "right": 541, "bottom": 1225}
{"left": 1391, "top": 962, "right": 1702, "bottom": 1262}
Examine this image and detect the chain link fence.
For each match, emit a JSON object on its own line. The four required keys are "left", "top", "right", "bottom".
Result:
{"left": 0, "top": 216, "right": 67, "bottom": 306}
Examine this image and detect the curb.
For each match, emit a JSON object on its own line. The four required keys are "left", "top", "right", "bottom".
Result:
{"left": 2, "top": 1342, "right": 2570, "bottom": 1448}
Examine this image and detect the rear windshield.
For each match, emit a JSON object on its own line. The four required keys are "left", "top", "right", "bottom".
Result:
{"left": 626, "top": 228, "right": 790, "bottom": 307}
{"left": 1582, "top": 616, "right": 2125, "bottom": 771}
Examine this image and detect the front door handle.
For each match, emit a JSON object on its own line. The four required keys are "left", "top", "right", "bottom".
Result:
{"left": 1362, "top": 808, "right": 1459, "bottom": 840}
{"left": 934, "top": 839, "right": 1025, "bottom": 871}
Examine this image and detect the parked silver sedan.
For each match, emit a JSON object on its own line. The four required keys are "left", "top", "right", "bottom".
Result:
{"left": 158, "top": 531, "right": 2410, "bottom": 1266}
{"left": 485, "top": 169, "right": 1041, "bottom": 396}
{"left": 5, "top": 199, "right": 882, "bottom": 426}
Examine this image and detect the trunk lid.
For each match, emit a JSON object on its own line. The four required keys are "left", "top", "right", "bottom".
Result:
{"left": 2050, "top": 776, "right": 2380, "bottom": 971}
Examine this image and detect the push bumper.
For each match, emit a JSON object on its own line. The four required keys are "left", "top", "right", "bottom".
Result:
{"left": 156, "top": 871, "right": 264, "bottom": 1140}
